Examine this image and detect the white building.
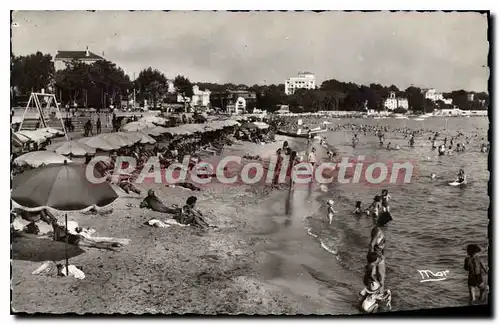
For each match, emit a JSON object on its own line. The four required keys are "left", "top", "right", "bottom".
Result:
{"left": 53, "top": 47, "right": 104, "bottom": 71}
{"left": 423, "top": 88, "right": 453, "bottom": 105}
{"left": 166, "top": 80, "right": 176, "bottom": 94}
{"left": 384, "top": 91, "right": 409, "bottom": 111}
{"left": 191, "top": 85, "right": 211, "bottom": 107}
{"left": 285, "top": 72, "right": 316, "bottom": 95}
{"left": 176, "top": 85, "right": 211, "bottom": 107}
{"left": 226, "top": 97, "right": 246, "bottom": 114}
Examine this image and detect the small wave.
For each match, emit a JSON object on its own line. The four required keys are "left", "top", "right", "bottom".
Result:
{"left": 320, "top": 239, "right": 338, "bottom": 256}
{"left": 307, "top": 227, "right": 318, "bottom": 238}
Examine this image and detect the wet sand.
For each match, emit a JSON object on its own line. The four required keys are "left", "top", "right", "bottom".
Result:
{"left": 11, "top": 136, "right": 348, "bottom": 315}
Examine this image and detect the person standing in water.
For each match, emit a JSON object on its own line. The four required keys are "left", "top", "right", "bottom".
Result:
{"left": 353, "top": 201, "right": 362, "bottom": 215}
{"left": 364, "top": 250, "right": 387, "bottom": 295}
{"left": 464, "top": 244, "right": 488, "bottom": 304}
{"left": 327, "top": 199, "right": 337, "bottom": 224}
{"left": 409, "top": 134, "right": 415, "bottom": 147}
{"left": 367, "top": 195, "right": 382, "bottom": 217}
{"left": 380, "top": 190, "right": 391, "bottom": 213}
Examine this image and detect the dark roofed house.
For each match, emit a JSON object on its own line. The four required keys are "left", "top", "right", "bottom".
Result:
{"left": 54, "top": 46, "right": 104, "bottom": 70}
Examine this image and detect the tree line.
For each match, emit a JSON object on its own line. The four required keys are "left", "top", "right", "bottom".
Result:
{"left": 11, "top": 51, "right": 489, "bottom": 113}
{"left": 11, "top": 52, "right": 194, "bottom": 111}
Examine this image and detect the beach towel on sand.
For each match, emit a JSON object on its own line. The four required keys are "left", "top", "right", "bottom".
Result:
{"left": 32, "top": 261, "right": 85, "bottom": 279}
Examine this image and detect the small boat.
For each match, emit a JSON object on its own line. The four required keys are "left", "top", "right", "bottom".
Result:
{"left": 277, "top": 128, "right": 328, "bottom": 138}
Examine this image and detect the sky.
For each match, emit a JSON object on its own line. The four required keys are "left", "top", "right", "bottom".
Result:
{"left": 11, "top": 11, "right": 489, "bottom": 92}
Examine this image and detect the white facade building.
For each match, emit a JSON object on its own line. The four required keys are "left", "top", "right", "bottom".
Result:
{"left": 191, "top": 85, "right": 211, "bottom": 107}
{"left": 176, "top": 85, "right": 211, "bottom": 107}
{"left": 423, "top": 88, "right": 453, "bottom": 105}
{"left": 166, "top": 80, "right": 176, "bottom": 94}
{"left": 285, "top": 72, "right": 316, "bottom": 95}
{"left": 384, "top": 91, "right": 409, "bottom": 111}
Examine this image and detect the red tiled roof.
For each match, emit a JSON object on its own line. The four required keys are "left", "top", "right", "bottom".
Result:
{"left": 55, "top": 51, "right": 104, "bottom": 60}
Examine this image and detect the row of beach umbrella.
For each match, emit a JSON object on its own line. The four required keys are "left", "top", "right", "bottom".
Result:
{"left": 121, "top": 119, "right": 240, "bottom": 136}
{"left": 13, "top": 120, "right": 241, "bottom": 168}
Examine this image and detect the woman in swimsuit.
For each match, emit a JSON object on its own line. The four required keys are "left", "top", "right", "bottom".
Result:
{"left": 464, "top": 244, "right": 488, "bottom": 304}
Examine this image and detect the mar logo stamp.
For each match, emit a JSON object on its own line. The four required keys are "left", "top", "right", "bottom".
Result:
{"left": 418, "top": 269, "right": 450, "bottom": 283}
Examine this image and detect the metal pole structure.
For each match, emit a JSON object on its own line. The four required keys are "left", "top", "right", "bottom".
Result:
{"left": 33, "top": 94, "right": 47, "bottom": 128}
{"left": 18, "top": 93, "right": 33, "bottom": 131}
{"left": 65, "top": 213, "right": 69, "bottom": 276}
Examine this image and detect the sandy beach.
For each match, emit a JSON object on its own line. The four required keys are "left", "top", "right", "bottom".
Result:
{"left": 11, "top": 136, "right": 338, "bottom": 315}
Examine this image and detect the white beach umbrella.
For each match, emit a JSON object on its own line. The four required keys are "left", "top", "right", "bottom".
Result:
{"left": 52, "top": 140, "right": 96, "bottom": 156}
{"left": 139, "top": 116, "right": 169, "bottom": 126}
{"left": 14, "top": 151, "right": 72, "bottom": 168}
{"left": 78, "top": 136, "right": 120, "bottom": 151}
{"left": 129, "top": 132, "right": 156, "bottom": 144}
{"left": 122, "top": 121, "right": 155, "bottom": 132}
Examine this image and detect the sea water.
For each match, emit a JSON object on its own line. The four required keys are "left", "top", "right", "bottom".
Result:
{"left": 302, "top": 117, "right": 489, "bottom": 312}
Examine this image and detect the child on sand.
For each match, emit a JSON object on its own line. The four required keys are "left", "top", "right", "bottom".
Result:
{"left": 327, "top": 200, "right": 337, "bottom": 224}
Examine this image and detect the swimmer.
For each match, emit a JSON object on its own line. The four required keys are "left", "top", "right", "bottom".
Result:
{"left": 353, "top": 201, "right": 362, "bottom": 215}
{"left": 386, "top": 142, "right": 391, "bottom": 150}
{"left": 366, "top": 196, "right": 381, "bottom": 217}
{"left": 430, "top": 173, "right": 437, "bottom": 180}
{"left": 456, "top": 168, "right": 467, "bottom": 184}
{"left": 438, "top": 144, "right": 446, "bottom": 156}
{"left": 380, "top": 190, "right": 391, "bottom": 213}
{"left": 327, "top": 199, "right": 337, "bottom": 224}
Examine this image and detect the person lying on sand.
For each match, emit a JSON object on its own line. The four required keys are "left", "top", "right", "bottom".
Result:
{"left": 38, "top": 210, "right": 123, "bottom": 251}
{"left": 140, "top": 189, "right": 177, "bottom": 214}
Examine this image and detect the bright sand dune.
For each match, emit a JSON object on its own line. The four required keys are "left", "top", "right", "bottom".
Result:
{"left": 11, "top": 137, "right": 335, "bottom": 314}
